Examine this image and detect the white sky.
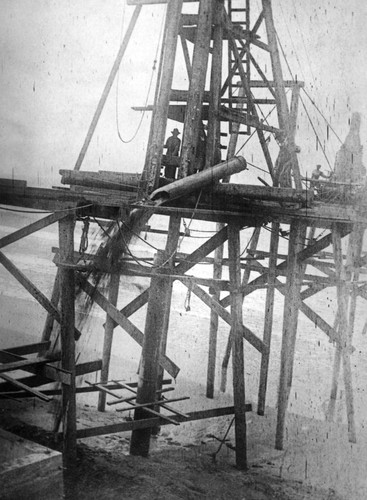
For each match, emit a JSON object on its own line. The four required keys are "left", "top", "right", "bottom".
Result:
{"left": 0, "top": 0, "right": 366, "bottom": 187}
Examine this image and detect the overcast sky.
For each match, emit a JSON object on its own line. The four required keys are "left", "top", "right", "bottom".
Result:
{"left": 0, "top": 0, "right": 366, "bottom": 187}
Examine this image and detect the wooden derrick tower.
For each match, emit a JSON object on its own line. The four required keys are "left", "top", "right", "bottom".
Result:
{"left": 0, "top": 0, "right": 366, "bottom": 477}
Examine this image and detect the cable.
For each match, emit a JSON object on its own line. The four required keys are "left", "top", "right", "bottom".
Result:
{"left": 302, "top": 87, "right": 343, "bottom": 145}
{"left": 299, "top": 94, "right": 333, "bottom": 171}
{"left": 115, "top": 4, "right": 166, "bottom": 144}
{"left": 246, "top": 161, "right": 269, "bottom": 175}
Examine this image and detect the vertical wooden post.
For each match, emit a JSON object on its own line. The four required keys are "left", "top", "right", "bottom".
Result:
{"left": 179, "top": 0, "right": 213, "bottom": 177}
{"left": 275, "top": 220, "right": 306, "bottom": 450}
{"left": 261, "top": 0, "right": 302, "bottom": 189}
{"left": 130, "top": 250, "right": 168, "bottom": 457}
{"left": 330, "top": 224, "right": 356, "bottom": 442}
{"left": 220, "top": 226, "right": 261, "bottom": 392}
{"left": 153, "top": 214, "right": 181, "bottom": 433}
{"left": 141, "top": 0, "right": 184, "bottom": 192}
{"left": 205, "top": 0, "right": 223, "bottom": 170}
{"left": 98, "top": 269, "right": 120, "bottom": 411}
{"left": 41, "top": 269, "right": 60, "bottom": 344}
{"left": 257, "top": 221, "right": 279, "bottom": 415}
{"left": 206, "top": 233, "right": 224, "bottom": 398}
{"left": 228, "top": 223, "right": 247, "bottom": 470}
{"left": 58, "top": 215, "right": 77, "bottom": 466}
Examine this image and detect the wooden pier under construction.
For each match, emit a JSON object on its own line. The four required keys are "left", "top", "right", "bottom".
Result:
{"left": 0, "top": 0, "right": 366, "bottom": 488}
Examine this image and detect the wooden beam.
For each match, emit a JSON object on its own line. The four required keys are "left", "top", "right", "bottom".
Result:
{"left": 78, "top": 276, "right": 179, "bottom": 378}
{"left": 130, "top": 251, "right": 172, "bottom": 456}
{"left": 258, "top": 222, "right": 279, "bottom": 415}
{"left": 0, "top": 251, "right": 81, "bottom": 340}
{"left": 76, "top": 405, "right": 252, "bottom": 439}
{"left": 179, "top": 0, "right": 213, "bottom": 177}
{"left": 4, "top": 342, "right": 50, "bottom": 356}
{"left": 228, "top": 224, "right": 247, "bottom": 470}
{"left": 179, "top": 279, "right": 265, "bottom": 354}
{"left": 205, "top": 0, "right": 223, "bottom": 170}
{"left": 221, "top": 227, "right": 261, "bottom": 392}
{"left": 329, "top": 225, "right": 356, "bottom": 442}
{"left": 0, "top": 373, "right": 52, "bottom": 402}
{"left": 98, "top": 267, "right": 120, "bottom": 412}
{"left": 58, "top": 215, "right": 77, "bottom": 466}
{"left": 0, "top": 212, "right": 66, "bottom": 250}
{"left": 275, "top": 220, "right": 307, "bottom": 450}
{"left": 220, "top": 226, "right": 352, "bottom": 309}
{"left": 141, "top": 0, "right": 184, "bottom": 193}
{"left": 223, "top": 12, "right": 275, "bottom": 181}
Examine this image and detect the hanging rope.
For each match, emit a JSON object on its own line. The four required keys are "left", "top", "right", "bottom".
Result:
{"left": 115, "top": 4, "right": 166, "bottom": 144}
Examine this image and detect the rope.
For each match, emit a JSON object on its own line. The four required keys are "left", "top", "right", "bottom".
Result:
{"left": 115, "top": 4, "right": 166, "bottom": 144}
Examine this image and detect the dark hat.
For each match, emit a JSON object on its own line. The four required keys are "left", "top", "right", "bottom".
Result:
{"left": 171, "top": 128, "right": 180, "bottom": 135}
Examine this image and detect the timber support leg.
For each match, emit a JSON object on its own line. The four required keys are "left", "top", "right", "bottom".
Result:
{"left": 58, "top": 214, "right": 77, "bottom": 467}
{"left": 130, "top": 250, "right": 169, "bottom": 457}
{"left": 98, "top": 269, "right": 120, "bottom": 411}
{"left": 275, "top": 220, "right": 306, "bottom": 450}
{"left": 331, "top": 224, "right": 356, "bottom": 442}
{"left": 207, "top": 223, "right": 224, "bottom": 398}
{"left": 258, "top": 222, "right": 279, "bottom": 415}
{"left": 228, "top": 223, "right": 247, "bottom": 470}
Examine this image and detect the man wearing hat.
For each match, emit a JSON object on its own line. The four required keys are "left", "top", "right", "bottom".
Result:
{"left": 163, "top": 128, "right": 181, "bottom": 179}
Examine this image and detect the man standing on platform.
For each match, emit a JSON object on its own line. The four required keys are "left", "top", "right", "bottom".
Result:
{"left": 163, "top": 128, "right": 181, "bottom": 179}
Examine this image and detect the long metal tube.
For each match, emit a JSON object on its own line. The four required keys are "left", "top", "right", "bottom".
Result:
{"left": 150, "top": 156, "right": 247, "bottom": 203}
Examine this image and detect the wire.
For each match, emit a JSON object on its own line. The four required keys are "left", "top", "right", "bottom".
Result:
{"left": 246, "top": 161, "right": 269, "bottom": 175}
{"left": 0, "top": 203, "right": 93, "bottom": 215}
{"left": 302, "top": 87, "right": 343, "bottom": 145}
{"left": 299, "top": 94, "right": 333, "bottom": 171}
{"left": 115, "top": 4, "right": 166, "bottom": 144}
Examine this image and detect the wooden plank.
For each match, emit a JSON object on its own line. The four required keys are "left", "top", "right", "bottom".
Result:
{"left": 75, "top": 405, "right": 252, "bottom": 439}
{"left": 0, "top": 212, "right": 66, "bottom": 250}
{"left": 228, "top": 224, "right": 247, "bottom": 470}
{"left": 0, "top": 251, "right": 81, "bottom": 340}
{"left": 78, "top": 276, "right": 180, "bottom": 378}
{"left": 0, "top": 356, "right": 58, "bottom": 373}
{"left": 58, "top": 215, "right": 77, "bottom": 466}
{"left": 0, "top": 372, "right": 52, "bottom": 402}
{"left": 5, "top": 341, "right": 51, "bottom": 356}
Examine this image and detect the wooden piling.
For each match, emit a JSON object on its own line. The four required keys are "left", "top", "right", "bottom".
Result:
{"left": 130, "top": 250, "right": 169, "bottom": 456}
{"left": 228, "top": 223, "right": 247, "bottom": 470}
{"left": 257, "top": 222, "right": 279, "bottom": 415}
{"left": 98, "top": 269, "right": 120, "bottom": 411}
{"left": 206, "top": 225, "right": 224, "bottom": 398}
{"left": 153, "top": 214, "right": 181, "bottom": 432}
{"left": 331, "top": 224, "right": 356, "bottom": 442}
{"left": 58, "top": 215, "right": 77, "bottom": 466}
{"left": 275, "top": 220, "right": 306, "bottom": 450}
